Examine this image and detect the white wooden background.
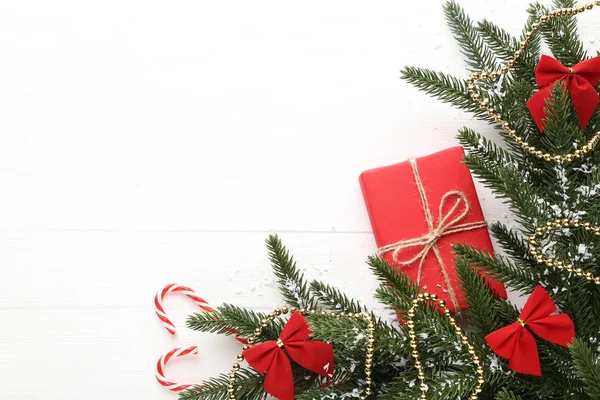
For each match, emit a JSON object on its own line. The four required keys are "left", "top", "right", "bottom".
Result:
{"left": 1, "top": 1, "right": 598, "bottom": 399}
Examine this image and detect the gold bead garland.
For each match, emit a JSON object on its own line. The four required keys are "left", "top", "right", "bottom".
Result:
{"left": 466, "top": 2, "right": 600, "bottom": 164}
{"left": 528, "top": 218, "right": 600, "bottom": 284}
{"left": 407, "top": 293, "right": 485, "bottom": 400}
{"left": 226, "top": 307, "right": 376, "bottom": 400}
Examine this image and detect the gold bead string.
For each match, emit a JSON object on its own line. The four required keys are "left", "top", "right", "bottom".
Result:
{"left": 528, "top": 218, "right": 600, "bottom": 284}
{"left": 407, "top": 293, "right": 484, "bottom": 400}
{"left": 466, "top": 2, "right": 600, "bottom": 164}
{"left": 226, "top": 307, "right": 376, "bottom": 400}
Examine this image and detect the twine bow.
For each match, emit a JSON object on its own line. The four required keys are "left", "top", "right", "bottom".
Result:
{"left": 377, "top": 158, "right": 487, "bottom": 310}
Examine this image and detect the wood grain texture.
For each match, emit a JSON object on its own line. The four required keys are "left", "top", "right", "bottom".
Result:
{"left": 0, "top": 1, "right": 599, "bottom": 398}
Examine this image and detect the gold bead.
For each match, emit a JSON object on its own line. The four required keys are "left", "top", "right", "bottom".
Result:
{"left": 236, "top": 354, "right": 244, "bottom": 362}
{"left": 247, "top": 337, "right": 256, "bottom": 345}
{"left": 232, "top": 363, "right": 240, "bottom": 371}
{"left": 532, "top": 22, "right": 540, "bottom": 30}
{"left": 254, "top": 328, "right": 262, "bottom": 336}
{"left": 540, "top": 15, "right": 549, "bottom": 23}
{"left": 586, "top": 3, "right": 595, "bottom": 10}
{"left": 566, "top": 264, "right": 574, "bottom": 272}
{"left": 281, "top": 306, "right": 289, "bottom": 314}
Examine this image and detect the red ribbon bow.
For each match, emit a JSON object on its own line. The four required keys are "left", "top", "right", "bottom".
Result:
{"left": 243, "top": 312, "right": 334, "bottom": 400}
{"left": 485, "top": 286, "right": 575, "bottom": 376}
{"left": 527, "top": 54, "right": 600, "bottom": 131}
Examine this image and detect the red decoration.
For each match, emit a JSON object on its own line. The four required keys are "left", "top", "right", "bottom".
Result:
{"left": 485, "top": 286, "right": 575, "bottom": 376}
{"left": 527, "top": 54, "right": 600, "bottom": 131}
{"left": 243, "top": 312, "right": 334, "bottom": 400}
{"left": 359, "top": 146, "right": 507, "bottom": 313}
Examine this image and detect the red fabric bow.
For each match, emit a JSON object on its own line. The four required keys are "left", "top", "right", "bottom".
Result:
{"left": 527, "top": 54, "right": 600, "bottom": 131}
{"left": 485, "top": 286, "right": 575, "bottom": 376}
{"left": 243, "top": 312, "right": 334, "bottom": 400}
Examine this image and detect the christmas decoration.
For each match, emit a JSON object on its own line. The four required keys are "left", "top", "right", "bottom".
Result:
{"left": 156, "top": 346, "right": 200, "bottom": 392}
{"left": 225, "top": 309, "right": 375, "bottom": 400}
{"left": 241, "top": 312, "right": 334, "bottom": 400}
{"left": 527, "top": 54, "right": 600, "bottom": 131}
{"left": 360, "top": 146, "right": 507, "bottom": 313}
{"left": 150, "top": 2, "right": 600, "bottom": 399}
{"left": 485, "top": 286, "right": 575, "bottom": 376}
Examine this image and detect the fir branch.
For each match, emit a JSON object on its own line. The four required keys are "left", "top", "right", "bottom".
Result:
{"left": 495, "top": 389, "right": 524, "bottom": 400}
{"left": 571, "top": 339, "right": 600, "bottom": 399}
{"left": 463, "top": 152, "right": 548, "bottom": 231}
{"left": 489, "top": 222, "right": 532, "bottom": 261}
{"left": 539, "top": 0, "right": 587, "bottom": 66}
{"left": 444, "top": 1, "right": 499, "bottom": 73}
{"left": 454, "top": 254, "right": 511, "bottom": 344}
{"left": 187, "top": 304, "right": 283, "bottom": 340}
{"left": 178, "top": 368, "right": 265, "bottom": 400}
{"left": 309, "top": 280, "right": 368, "bottom": 314}
{"left": 368, "top": 255, "right": 418, "bottom": 312}
{"left": 476, "top": 19, "right": 538, "bottom": 77}
{"left": 266, "top": 234, "right": 319, "bottom": 310}
{"left": 458, "top": 127, "right": 516, "bottom": 166}
{"left": 454, "top": 243, "right": 540, "bottom": 294}
{"left": 400, "top": 67, "right": 484, "bottom": 116}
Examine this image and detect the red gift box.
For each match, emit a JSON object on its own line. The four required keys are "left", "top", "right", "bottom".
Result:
{"left": 359, "top": 146, "right": 507, "bottom": 313}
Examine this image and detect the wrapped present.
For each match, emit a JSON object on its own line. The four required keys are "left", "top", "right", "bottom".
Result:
{"left": 359, "top": 146, "right": 507, "bottom": 313}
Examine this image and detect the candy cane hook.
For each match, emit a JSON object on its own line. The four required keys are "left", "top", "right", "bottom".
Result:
{"left": 155, "top": 346, "right": 199, "bottom": 392}
{"left": 155, "top": 283, "right": 214, "bottom": 335}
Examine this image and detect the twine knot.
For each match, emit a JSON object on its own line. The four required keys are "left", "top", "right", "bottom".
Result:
{"left": 377, "top": 158, "right": 487, "bottom": 310}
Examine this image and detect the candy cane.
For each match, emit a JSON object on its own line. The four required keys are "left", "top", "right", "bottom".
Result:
{"left": 155, "top": 346, "right": 199, "bottom": 392}
{"left": 155, "top": 283, "right": 214, "bottom": 335}
{"left": 155, "top": 283, "right": 247, "bottom": 343}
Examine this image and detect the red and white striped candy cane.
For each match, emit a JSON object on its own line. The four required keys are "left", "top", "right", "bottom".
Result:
{"left": 155, "top": 283, "right": 214, "bottom": 335}
{"left": 155, "top": 346, "right": 199, "bottom": 392}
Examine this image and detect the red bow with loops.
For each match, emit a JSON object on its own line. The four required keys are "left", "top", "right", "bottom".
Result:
{"left": 243, "top": 312, "right": 334, "bottom": 400}
{"left": 527, "top": 54, "right": 600, "bottom": 131}
{"left": 485, "top": 286, "right": 575, "bottom": 376}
